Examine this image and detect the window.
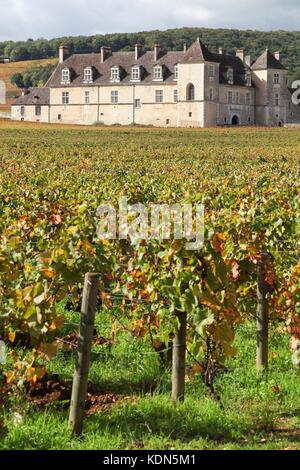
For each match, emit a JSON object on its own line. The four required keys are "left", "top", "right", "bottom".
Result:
{"left": 275, "top": 93, "right": 280, "bottom": 106}
{"left": 131, "top": 66, "right": 140, "bottom": 81}
{"left": 246, "top": 93, "right": 251, "bottom": 105}
{"left": 134, "top": 98, "right": 141, "bottom": 108}
{"left": 174, "top": 65, "right": 178, "bottom": 80}
{"left": 111, "top": 67, "right": 120, "bottom": 81}
{"left": 208, "top": 64, "right": 215, "bottom": 77}
{"left": 155, "top": 89, "right": 163, "bottom": 103}
{"left": 62, "top": 92, "right": 69, "bottom": 105}
{"left": 246, "top": 72, "right": 251, "bottom": 87}
{"left": 274, "top": 73, "right": 280, "bottom": 84}
{"left": 187, "top": 83, "right": 195, "bottom": 101}
{"left": 189, "top": 112, "right": 192, "bottom": 117}
{"left": 111, "top": 90, "right": 119, "bottom": 104}
{"left": 58, "top": 114, "right": 62, "bottom": 121}
{"left": 227, "top": 68, "right": 234, "bottom": 84}
{"left": 174, "top": 89, "right": 179, "bottom": 103}
{"left": 228, "top": 91, "right": 233, "bottom": 104}
{"left": 166, "top": 119, "right": 170, "bottom": 125}
{"left": 20, "top": 106, "right": 25, "bottom": 117}
{"left": 35, "top": 105, "right": 41, "bottom": 116}
{"left": 84, "top": 67, "right": 93, "bottom": 83}
{"left": 209, "top": 88, "right": 213, "bottom": 101}
{"left": 235, "top": 92, "right": 239, "bottom": 104}
{"left": 154, "top": 65, "right": 163, "bottom": 80}
{"left": 61, "top": 68, "right": 70, "bottom": 83}
{"left": 85, "top": 91, "right": 90, "bottom": 104}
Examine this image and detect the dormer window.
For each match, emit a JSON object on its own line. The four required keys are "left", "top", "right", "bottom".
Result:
{"left": 131, "top": 66, "right": 140, "bottom": 81}
{"left": 61, "top": 68, "right": 70, "bottom": 84}
{"left": 174, "top": 65, "right": 178, "bottom": 80}
{"left": 227, "top": 68, "right": 234, "bottom": 85}
{"left": 83, "top": 67, "right": 93, "bottom": 83}
{"left": 111, "top": 66, "right": 120, "bottom": 82}
{"left": 153, "top": 65, "right": 163, "bottom": 81}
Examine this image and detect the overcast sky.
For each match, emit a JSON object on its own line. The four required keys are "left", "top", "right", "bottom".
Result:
{"left": 0, "top": 0, "right": 299, "bottom": 42}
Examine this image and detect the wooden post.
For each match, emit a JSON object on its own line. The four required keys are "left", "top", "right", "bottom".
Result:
{"left": 172, "top": 312, "right": 187, "bottom": 404}
{"left": 256, "top": 254, "right": 269, "bottom": 373}
{"left": 69, "top": 273, "right": 99, "bottom": 435}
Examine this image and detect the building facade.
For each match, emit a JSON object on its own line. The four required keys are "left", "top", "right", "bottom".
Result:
{"left": 11, "top": 39, "right": 300, "bottom": 127}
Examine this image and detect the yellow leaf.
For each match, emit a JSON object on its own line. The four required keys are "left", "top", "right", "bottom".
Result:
{"left": 6, "top": 371, "right": 15, "bottom": 384}
{"left": 15, "top": 289, "right": 24, "bottom": 309}
{"left": 42, "top": 268, "right": 56, "bottom": 279}
{"left": 23, "top": 304, "right": 36, "bottom": 320}
{"left": 8, "top": 331, "right": 16, "bottom": 343}
{"left": 24, "top": 263, "right": 32, "bottom": 273}
{"left": 23, "top": 286, "right": 33, "bottom": 303}
{"left": 49, "top": 321, "right": 56, "bottom": 332}
{"left": 67, "top": 226, "right": 78, "bottom": 235}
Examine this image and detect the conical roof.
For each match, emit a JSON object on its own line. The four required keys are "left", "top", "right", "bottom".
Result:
{"left": 180, "top": 38, "right": 219, "bottom": 64}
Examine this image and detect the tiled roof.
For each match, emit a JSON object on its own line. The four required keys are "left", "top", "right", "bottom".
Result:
{"left": 251, "top": 50, "right": 285, "bottom": 70}
{"left": 14, "top": 87, "right": 50, "bottom": 105}
{"left": 181, "top": 39, "right": 219, "bottom": 63}
{"left": 47, "top": 41, "right": 252, "bottom": 88}
{"left": 214, "top": 53, "right": 250, "bottom": 87}
{"left": 47, "top": 50, "right": 185, "bottom": 87}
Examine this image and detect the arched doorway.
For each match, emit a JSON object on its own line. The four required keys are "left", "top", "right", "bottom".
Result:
{"left": 231, "top": 115, "right": 239, "bottom": 126}
{"left": 186, "top": 83, "right": 195, "bottom": 101}
{"left": 278, "top": 121, "right": 282, "bottom": 127}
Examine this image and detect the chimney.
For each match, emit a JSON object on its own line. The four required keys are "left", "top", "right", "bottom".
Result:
{"left": 135, "top": 44, "right": 143, "bottom": 61}
{"left": 218, "top": 47, "right": 223, "bottom": 55}
{"left": 183, "top": 43, "right": 187, "bottom": 53}
{"left": 236, "top": 48, "right": 245, "bottom": 62}
{"left": 245, "top": 55, "right": 251, "bottom": 67}
{"left": 101, "top": 46, "right": 112, "bottom": 63}
{"left": 59, "top": 44, "right": 70, "bottom": 63}
{"left": 21, "top": 88, "right": 30, "bottom": 96}
{"left": 274, "top": 51, "right": 280, "bottom": 61}
{"left": 154, "top": 43, "right": 161, "bottom": 62}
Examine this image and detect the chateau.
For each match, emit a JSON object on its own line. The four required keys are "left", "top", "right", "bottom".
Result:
{"left": 11, "top": 38, "right": 300, "bottom": 127}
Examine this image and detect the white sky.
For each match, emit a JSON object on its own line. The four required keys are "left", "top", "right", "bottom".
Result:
{"left": 0, "top": 0, "right": 299, "bottom": 41}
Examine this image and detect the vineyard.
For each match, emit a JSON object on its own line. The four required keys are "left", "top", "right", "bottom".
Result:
{"left": 0, "top": 121, "right": 299, "bottom": 450}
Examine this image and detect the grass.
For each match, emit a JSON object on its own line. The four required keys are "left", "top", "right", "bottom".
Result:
{"left": 1, "top": 307, "right": 300, "bottom": 450}
{"left": 0, "top": 58, "right": 57, "bottom": 111}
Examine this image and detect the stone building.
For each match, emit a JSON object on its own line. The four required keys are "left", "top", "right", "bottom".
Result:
{"left": 11, "top": 38, "right": 300, "bottom": 127}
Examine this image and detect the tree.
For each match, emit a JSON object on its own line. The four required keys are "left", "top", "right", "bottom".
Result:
{"left": 10, "top": 73, "right": 25, "bottom": 89}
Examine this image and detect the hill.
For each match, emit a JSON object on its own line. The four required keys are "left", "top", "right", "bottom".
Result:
{"left": 0, "top": 58, "right": 57, "bottom": 111}
{"left": 1, "top": 27, "right": 300, "bottom": 82}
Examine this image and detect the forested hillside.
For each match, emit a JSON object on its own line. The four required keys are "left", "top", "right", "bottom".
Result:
{"left": 0, "top": 58, "right": 57, "bottom": 111}
{"left": 1, "top": 27, "right": 300, "bottom": 81}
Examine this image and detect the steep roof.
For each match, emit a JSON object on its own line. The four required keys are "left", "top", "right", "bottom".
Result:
{"left": 14, "top": 87, "right": 50, "bottom": 105}
{"left": 213, "top": 53, "right": 250, "bottom": 87}
{"left": 251, "top": 49, "right": 285, "bottom": 70}
{"left": 181, "top": 38, "right": 219, "bottom": 64}
{"left": 47, "top": 50, "right": 185, "bottom": 87}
